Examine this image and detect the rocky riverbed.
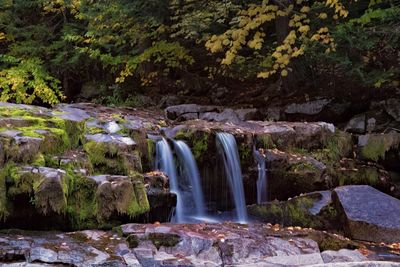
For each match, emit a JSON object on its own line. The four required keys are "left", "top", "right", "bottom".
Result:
{"left": 0, "top": 102, "right": 399, "bottom": 266}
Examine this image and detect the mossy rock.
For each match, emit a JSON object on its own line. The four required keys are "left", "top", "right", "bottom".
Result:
{"left": 83, "top": 141, "right": 141, "bottom": 175}
{"left": 0, "top": 107, "right": 86, "bottom": 166}
{"left": 359, "top": 133, "right": 400, "bottom": 162}
{"left": 148, "top": 233, "right": 181, "bottom": 249}
{"left": 248, "top": 191, "right": 337, "bottom": 230}
{"left": 173, "top": 128, "right": 211, "bottom": 161}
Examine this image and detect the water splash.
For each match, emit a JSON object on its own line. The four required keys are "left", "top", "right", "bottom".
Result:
{"left": 174, "top": 140, "right": 206, "bottom": 217}
{"left": 216, "top": 132, "right": 248, "bottom": 223}
{"left": 254, "top": 148, "right": 267, "bottom": 204}
{"left": 155, "top": 138, "right": 183, "bottom": 222}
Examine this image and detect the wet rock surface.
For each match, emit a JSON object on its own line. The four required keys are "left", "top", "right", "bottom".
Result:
{"left": 0, "top": 223, "right": 397, "bottom": 266}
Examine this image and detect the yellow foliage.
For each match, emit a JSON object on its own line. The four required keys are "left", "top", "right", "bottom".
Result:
{"left": 205, "top": 0, "right": 349, "bottom": 78}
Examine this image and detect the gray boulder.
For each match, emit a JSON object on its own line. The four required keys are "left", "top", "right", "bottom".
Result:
{"left": 285, "top": 99, "right": 332, "bottom": 115}
{"left": 333, "top": 185, "right": 400, "bottom": 243}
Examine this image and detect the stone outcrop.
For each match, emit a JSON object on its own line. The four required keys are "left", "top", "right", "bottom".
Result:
{"left": 333, "top": 185, "right": 400, "bottom": 243}
{"left": 1, "top": 223, "right": 386, "bottom": 267}
{"left": 0, "top": 102, "right": 168, "bottom": 229}
{"left": 165, "top": 104, "right": 261, "bottom": 122}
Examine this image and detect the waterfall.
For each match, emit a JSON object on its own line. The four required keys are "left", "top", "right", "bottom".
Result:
{"left": 174, "top": 140, "right": 206, "bottom": 218}
{"left": 216, "top": 133, "right": 248, "bottom": 223}
{"left": 254, "top": 148, "right": 267, "bottom": 204}
{"left": 155, "top": 138, "right": 183, "bottom": 222}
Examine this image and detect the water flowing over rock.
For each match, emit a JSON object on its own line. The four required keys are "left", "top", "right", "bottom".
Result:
{"left": 174, "top": 140, "right": 207, "bottom": 219}
{"left": 1, "top": 101, "right": 400, "bottom": 266}
{"left": 216, "top": 133, "right": 248, "bottom": 223}
{"left": 155, "top": 138, "right": 183, "bottom": 222}
{"left": 254, "top": 148, "right": 267, "bottom": 204}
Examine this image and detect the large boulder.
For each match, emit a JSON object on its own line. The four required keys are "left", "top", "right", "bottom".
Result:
{"left": 265, "top": 149, "right": 327, "bottom": 200}
{"left": 247, "top": 191, "right": 336, "bottom": 230}
{"left": 83, "top": 133, "right": 142, "bottom": 175}
{"left": 333, "top": 185, "right": 400, "bottom": 243}
{"left": 285, "top": 98, "right": 332, "bottom": 116}
{"left": 89, "top": 175, "right": 149, "bottom": 222}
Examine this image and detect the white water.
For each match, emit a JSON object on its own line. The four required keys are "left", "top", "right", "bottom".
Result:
{"left": 216, "top": 133, "right": 248, "bottom": 223}
{"left": 155, "top": 138, "right": 183, "bottom": 222}
{"left": 174, "top": 140, "right": 206, "bottom": 218}
{"left": 254, "top": 148, "right": 267, "bottom": 204}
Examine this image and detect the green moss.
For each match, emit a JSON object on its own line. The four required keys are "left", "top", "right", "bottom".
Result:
{"left": 174, "top": 129, "right": 189, "bottom": 140}
{"left": 64, "top": 171, "right": 98, "bottom": 229}
{"left": 44, "top": 155, "right": 60, "bottom": 168}
{"left": 0, "top": 107, "right": 85, "bottom": 159}
{"left": 84, "top": 141, "right": 109, "bottom": 165}
{"left": 87, "top": 126, "right": 105, "bottom": 135}
{"left": 0, "top": 107, "right": 32, "bottom": 117}
{"left": 238, "top": 143, "right": 252, "bottom": 163}
{"left": 0, "top": 164, "right": 16, "bottom": 220}
{"left": 288, "top": 162, "right": 317, "bottom": 172}
{"left": 192, "top": 133, "right": 209, "bottom": 160}
{"left": 148, "top": 233, "right": 180, "bottom": 249}
{"left": 7, "top": 168, "right": 37, "bottom": 196}
{"left": 248, "top": 195, "right": 326, "bottom": 228}
{"left": 336, "top": 166, "right": 379, "bottom": 186}
{"left": 361, "top": 138, "right": 386, "bottom": 161}
{"left": 257, "top": 134, "right": 274, "bottom": 148}
{"left": 307, "top": 232, "right": 359, "bottom": 251}
{"left": 126, "top": 234, "right": 139, "bottom": 248}
{"left": 128, "top": 182, "right": 150, "bottom": 217}
{"left": 32, "top": 154, "right": 46, "bottom": 167}
{"left": 83, "top": 141, "right": 134, "bottom": 174}
{"left": 147, "top": 139, "right": 156, "bottom": 165}
{"left": 112, "top": 225, "right": 123, "bottom": 237}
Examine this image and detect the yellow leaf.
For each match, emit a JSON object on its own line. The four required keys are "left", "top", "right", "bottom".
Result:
{"left": 319, "top": 13, "right": 328, "bottom": 19}
{"left": 281, "top": 69, "right": 288, "bottom": 77}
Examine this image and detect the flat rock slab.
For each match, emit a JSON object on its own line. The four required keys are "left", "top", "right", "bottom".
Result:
{"left": 334, "top": 185, "right": 400, "bottom": 243}
{"left": 0, "top": 223, "right": 397, "bottom": 266}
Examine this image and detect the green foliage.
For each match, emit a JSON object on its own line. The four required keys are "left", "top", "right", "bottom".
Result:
{"left": 0, "top": 57, "right": 63, "bottom": 104}
{"left": 0, "top": 0, "right": 398, "bottom": 102}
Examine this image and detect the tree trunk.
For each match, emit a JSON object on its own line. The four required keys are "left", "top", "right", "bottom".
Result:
{"left": 275, "top": 0, "right": 293, "bottom": 93}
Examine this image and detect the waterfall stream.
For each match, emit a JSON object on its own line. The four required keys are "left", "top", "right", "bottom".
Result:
{"left": 254, "top": 148, "right": 267, "bottom": 204}
{"left": 174, "top": 140, "right": 207, "bottom": 220}
{"left": 216, "top": 133, "right": 248, "bottom": 223}
{"left": 155, "top": 138, "right": 183, "bottom": 222}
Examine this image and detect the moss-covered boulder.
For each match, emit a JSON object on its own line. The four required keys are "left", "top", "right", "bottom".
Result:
{"left": 0, "top": 164, "right": 150, "bottom": 230}
{"left": 84, "top": 134, "right": 141, "bottom": 175}
{"left": 357, "top": 132, "right": 400, "bottom": 165}
{"left": 265, "top": 149, "right": 327, "bottom": 200}
{"left": 248, "top": 191, "right": 338, "bottom": 230}
{"left": 89, "top": 174, "right": 149, "bottom": 222}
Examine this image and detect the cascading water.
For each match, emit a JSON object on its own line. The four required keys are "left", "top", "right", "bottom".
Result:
{"left": 174, "top": 140, "right": 207, "bottom": 219}
{"left": 155, "top": 138, "right": 183, "bottom": 222}
{"left": 216, "top": 133, "right": 248, "bottom": 223}
{"left": 253, "top": 148, "right": 267, "bottom": 204}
